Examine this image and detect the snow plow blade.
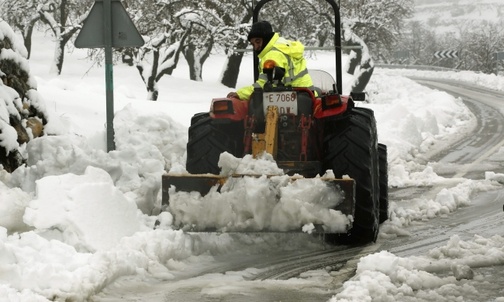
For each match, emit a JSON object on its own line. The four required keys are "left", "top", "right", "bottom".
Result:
{"left": 161, "top": 173, "right": 356, "bottom": 217}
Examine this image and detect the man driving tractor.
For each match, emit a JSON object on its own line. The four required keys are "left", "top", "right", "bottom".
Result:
{"left": 227, "top": 20, "right": 315, "bottom": 101}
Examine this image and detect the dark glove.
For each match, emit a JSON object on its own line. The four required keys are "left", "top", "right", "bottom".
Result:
{"left": 227, "top": 92, "right": 239, "bottom": 99}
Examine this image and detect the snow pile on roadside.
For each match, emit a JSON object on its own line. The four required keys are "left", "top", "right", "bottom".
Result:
{"left": 24, "top": 166, "right": 143, "bottom": 252}
{"left": 381, "top": 178, "right": 502, "bottom": 238}
{"left": 331, "top": 235, "right": 504, "bottom": 302}
{"left": 486, "top": 171, "right": 504, "bottom": 185}
{"left": 365, "top": 74, "right": 476, "bottom": 188}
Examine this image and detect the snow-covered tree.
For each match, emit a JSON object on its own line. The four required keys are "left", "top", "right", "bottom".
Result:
{"left": 339, "top": 0, "right": 412, "bottom": 90}
{"left": 340, "top": 0, "right": 412, "bottom": 91}
{"left": 203, "top": 0, "right": 253, "bottom": 88}
{"left": 125, "top": 0, "right": 194, "bottom": 100}
{"left": 396, "top": 21, "right": 438, "bottom": 65}
{"left": 261, "top": 0, "right": 330, "bottom": 46}
{"left": 182, "top": 0, "right": 251, "bottom": 83}
{"left": 0, "top": 0, "right": 92, "bottom": 73}
{"left": 0, "top": 0, "right": 42, "bottom": 59}
{"left": 2, "top": 0, "right": 92, "bottom": 74}
{"left": 341, "top": 0, "right": 413, "bottom": 58}
{"left": 38, "top": 0, "right": 92, "bottom": 75}
{"left": 395, "top": 18, "right": 504, "bottom": 74}
{"left": 125, "top": 0, "right": 251, "bottom": 98}
{"left": 457, "top": 21, "right": 504, "bottom": 74}
{"left": 342, "top": 24, "right": 373, "bottom": 93}
{"left": 180, "top": 19, "right": 212, "bottom": 82}
{"left": 0, "top": 21, "right": 48, "bottom": 172}
{"left": 135, "top": 24, "right": 191, "bottom": 101}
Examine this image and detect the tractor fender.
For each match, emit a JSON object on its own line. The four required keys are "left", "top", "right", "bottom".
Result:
{"left": 313, "top": 95, "right": 351, "bottom": 119}
{"left": 210, "top": 97, "right": 249, "bottom": 121}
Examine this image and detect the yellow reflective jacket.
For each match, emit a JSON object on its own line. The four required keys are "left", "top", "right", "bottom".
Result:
{"left": 237, "top": 33, "right": 314, "bottom": 100}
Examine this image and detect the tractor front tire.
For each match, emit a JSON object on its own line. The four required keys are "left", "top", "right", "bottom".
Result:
{"left": 186, "top": 114, "right": 244, "bottom": 174}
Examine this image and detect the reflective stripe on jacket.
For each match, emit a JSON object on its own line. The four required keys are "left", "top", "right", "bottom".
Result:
{"left": 237, "top": 33, "right": 314, "bottom": 100}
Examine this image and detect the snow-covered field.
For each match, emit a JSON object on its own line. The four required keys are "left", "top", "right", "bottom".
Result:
{"left": 1, "top": 28, "right": 504, "bottom": 301}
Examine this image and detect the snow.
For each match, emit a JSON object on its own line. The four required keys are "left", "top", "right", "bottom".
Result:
{"left": 25, "top": 166, "right": 142, "bottom": 252}
{"left": 333, "top": 235, "right": 504, "bottom": 302}
{"left": 412, "top": 0, "right": 503, "bottom": 35}
{"left": 0, "top": 27, "right": 504, "bottom": 301}
{"left": 168, "top": 170, "right": 349, "bottom": 233}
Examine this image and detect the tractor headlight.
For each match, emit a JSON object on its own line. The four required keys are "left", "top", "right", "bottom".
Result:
{"left": 321, "top": 94, "right": 342, "bottom": 110}
{"left": 212, "top": 99, "right": 234, "bottom": 114}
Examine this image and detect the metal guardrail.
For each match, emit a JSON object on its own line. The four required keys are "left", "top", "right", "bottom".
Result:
{"left": 375, "top": 64, "right": 459, "bottom": 72}
{"left": 233, "top": 45, "right": 363, "bottom": 53}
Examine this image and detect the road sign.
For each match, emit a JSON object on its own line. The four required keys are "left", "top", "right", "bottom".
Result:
{"left": 434, "top": 50, "right": 458, "bottom": 59}
{"left": 75, "top": 0, "right": 144, "bottom": 48}
{"left": 75, "top": 0, "right": 144, "bottom": 152}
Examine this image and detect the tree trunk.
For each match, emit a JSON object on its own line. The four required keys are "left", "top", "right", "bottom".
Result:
{"left": 183, "top": 38, "right": 213, "bottom": 82}
{"left": 221, "top": 52, "right": 245, "bottom": 88}
{"left": 346, "top": 50, "right": 361, "bottom": 75}
{"left": 147, "top": 88, "right": 159, "bottom": 101}
{"left": 51, "top": 39, "right": 65, "bottom": 75}
{"left": 146, "top": 49, "right": 160, "bottom": 101}
{"left": 22, "top": 19, "right": 38, "bottom": 59}
{"left": 343, "top": 26, "right": 374, "bottom": 93}
{"left": 184, "top": 48, "right": 198, "bottom": 80}
{"left": 351, "top": 63, "right": 374, "bottom": 93}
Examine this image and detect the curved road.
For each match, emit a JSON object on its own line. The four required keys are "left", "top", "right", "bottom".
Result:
{"left": 94, "top": 79, "right": 504, "bottom": 302}
{"left": 413, "top": 78, "right": 504, "bottom": 179}
{"left": 382, "top": 78, "right": 504, "bottom": 248}
{"left": 379, "top": 78, "right": 504, "bottom": 300}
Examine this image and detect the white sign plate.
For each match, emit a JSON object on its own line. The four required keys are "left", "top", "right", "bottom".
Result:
{"left": 263, "top": 91, "right": 298, "bottom": 115}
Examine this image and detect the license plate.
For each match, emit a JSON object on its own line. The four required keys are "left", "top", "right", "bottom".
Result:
{"left": 263, "top": 91, "right": 298, "bottom": 115}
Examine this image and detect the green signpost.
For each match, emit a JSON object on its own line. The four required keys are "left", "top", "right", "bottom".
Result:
{"left": 75, "top": 0, "right": 144, "bottom": 152}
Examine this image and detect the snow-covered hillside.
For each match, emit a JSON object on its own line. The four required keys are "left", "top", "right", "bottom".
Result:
{"left": 412, "top": 0, "right": 503, "bottom": 34}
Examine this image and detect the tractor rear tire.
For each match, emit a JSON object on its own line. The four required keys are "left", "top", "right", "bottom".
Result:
{"left": 323, "top": 107, "right": 380, "bottom": 245}
{"left": 378, "top": 143, "right": 389, "bottom": 223}
{"left": 186, "top": 113, "right": 244, "bottom": 174}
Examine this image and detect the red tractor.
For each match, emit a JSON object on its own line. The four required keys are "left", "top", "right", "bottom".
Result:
{"left": 162, "top": 0, "right": 388, "bottom": 245}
